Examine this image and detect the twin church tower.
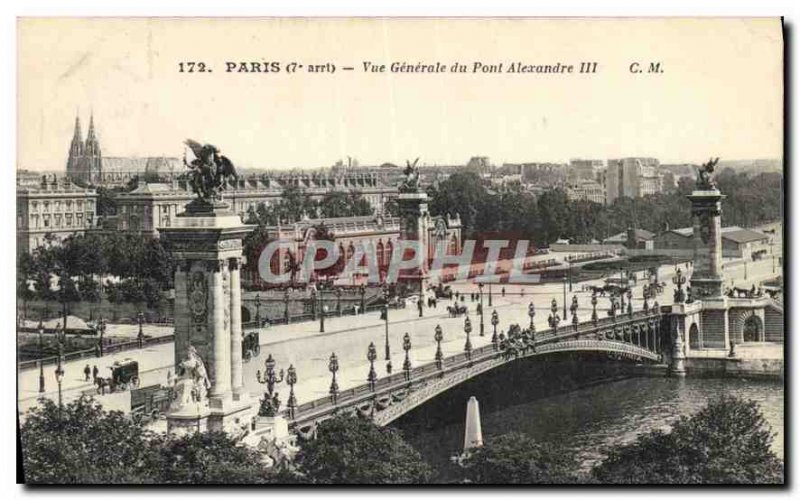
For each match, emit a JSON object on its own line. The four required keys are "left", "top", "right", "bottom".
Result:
{"left": 65, "top": 114, "right": 103, "bottom": 185}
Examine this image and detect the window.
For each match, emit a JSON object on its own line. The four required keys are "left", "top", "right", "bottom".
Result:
{"left": 43, "top": 215, "right": 50, "bottom": 227}
{"left": 54, "top": 214, "right": 62, "bottom": 227}
{"left": 31, "top": 202, "right": 38, "bottom": 212}
{"left": 76, "top": 214, "right": 83, "bottom": 226}
{"left": 66, "top": 214, "right": 73, "bottom": 227}
{"left": 77, "top": 200, "right": 83, "bottom": 210}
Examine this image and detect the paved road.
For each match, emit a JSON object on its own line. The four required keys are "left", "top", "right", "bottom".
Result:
{"left": 18, "top": 250, "right": 781, "bottom": 418}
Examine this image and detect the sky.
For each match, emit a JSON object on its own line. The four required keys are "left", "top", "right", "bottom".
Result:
{"left": 17, "top": 17, "right": 783, "bottom": 171}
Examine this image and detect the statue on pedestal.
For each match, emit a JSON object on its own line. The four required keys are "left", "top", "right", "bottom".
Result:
{"left": 171, "top": 345, "right": 212, "bottom": 410}
{"left": 695, "top": 157, "right": 720, "bottom": 190}
{"left": 183, "top": 139, "right": 238, "bottom": 202}
{"left": 399, "top": 158, "right": 421, "bottom": 193}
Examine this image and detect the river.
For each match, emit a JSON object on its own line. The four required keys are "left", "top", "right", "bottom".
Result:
{"left": 393, "top": 361, "right": 784, "bottom": 480}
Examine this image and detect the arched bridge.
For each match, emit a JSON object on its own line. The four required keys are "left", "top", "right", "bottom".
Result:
{"left": 288, "top": 308, "right": 665, "bottom": 437}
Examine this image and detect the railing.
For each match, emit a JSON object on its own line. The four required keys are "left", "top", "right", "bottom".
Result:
{"left": 17, "top": 334, "right": 176, "bottom": 371}
{"left": 291, "top": 310, "right": 663, "bottom": 423}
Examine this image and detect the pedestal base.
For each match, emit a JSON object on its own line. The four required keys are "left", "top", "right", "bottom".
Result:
{"left": 166, "top": 403, "right": 212, "bottom": 436}
{"left": 207, "top": 394, "right": 258, "bottom": 433}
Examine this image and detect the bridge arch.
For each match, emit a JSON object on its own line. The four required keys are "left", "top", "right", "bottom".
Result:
{"left": 743, "top": 315, "right": 764, "bottom": 343}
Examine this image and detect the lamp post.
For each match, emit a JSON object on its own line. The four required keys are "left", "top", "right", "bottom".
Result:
{"left": 463, "top": 317, "right": 473, "bottom": 359}
{"left": 591, "top": 290, "right": 598, "bottom": 324}
{"left": 434, "top": 325, "right": 444, "bottom": 370}
{"left": 525, "top": 302, "right": 534, "bottom": 331}
{"left": 319, "top": 289, "right": 326, "bottom": 333}
{"left": 37, "top": 320, "right": 46, "bottom": 393}
{"left": 97, "top": 318, "right": 106, "bottom": 357}
{"left": 55, "top": 332, "right": 65, "bottom": 418}
{"left": 562, "top": 277, "right": 567, "bottom": 318}
{"left": 359, "top": 284, "right": 366, "bottom": 314}
{"left": 672, "top": 268, "right": 686, "bottom": 303}
{"left": 478, "top": 283, "right": 485, "bottom": 336}
{"left": 286, "top": 365, "right": 297, "bottom": 420}
{"left": 256, "top": 354, "right": 284, "bottom": 415}
{"left": 402, "top": 333, "right": 412, "bottom": 381}
{"left": 619, "top": 289, "right": 626, "bottom": 314}
{"left": 284, "top": 289, "right": 290, "bottom": 324}
{"left": 570, "top": 295, "right": 579, "bottom": 329}
{"left": 549, "top": 298, "right": 560, "bottom": 333}
{"left": 568, "top": 258, "right": 573, "bottom": 292}
{"left": 626, "top": 289, "right": 633, "bottom": 316}
{"left": 383, "top": 285, "right": 391, "bottom": 360}
{"left": 643, "top": 286, "right": 650, "bottom": 313}
{"left": 254, "top": 293, "right": 262, "bottom": 326}
{"left": 367, "top": 342, "right": 377, "bottom": 391}
{"left": 609, "top": 296, "right": 618, "bottom": 319}
{"left": 491, "top": 310, "right": 499, "bottom": 348}
{"left": 335, "top": 287, "right": 342, "bottom": 316}
{"left": 137, "top": 311, "right": 144, "bottom": 349}
{"left": 328, "top": 353, "right": 339, "bottom": 405}
{"left": 488, "top": 283, "right": 493, "bottom": 307}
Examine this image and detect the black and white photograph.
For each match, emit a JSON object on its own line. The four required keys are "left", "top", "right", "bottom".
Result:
{"left": 13, "top": 15, "right": 785, "bottom": 487}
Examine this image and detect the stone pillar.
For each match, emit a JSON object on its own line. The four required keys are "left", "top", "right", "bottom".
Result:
{"left": 670, "top": 318, "right": 687, "bottom": 377}
{"left": 173, "top": 261, "right": 190, "bottom": 367}
{"left": 208, "top": 260, "right": 231, "bottom": 400}
{"left": 688, "top": 189, "right": 725, "bottom": 298}
{"left": 463, "top": 396, "right": 483, "bottom": 452}
{"left": 229, "top": 258, "right": 244, "bottom": 398}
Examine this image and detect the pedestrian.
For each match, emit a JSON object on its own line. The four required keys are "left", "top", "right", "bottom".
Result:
{"left": 92, "top": 365, "right": 99, "bottom": 382}
{"left": 502, "top": 287, "right": 506, "bottom": 297}
{"left": 386, "top": 360, "right": 393, "bottom": 374}
{"left": 83, "top": 364, "right": 91, "bottom": 382}
{"left": 167, "top": 370, "right": 174, "bottom": 387}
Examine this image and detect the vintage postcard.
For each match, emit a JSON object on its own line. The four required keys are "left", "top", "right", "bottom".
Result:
{"left": 16, "top": 17, "right": 784, "bottom": 485}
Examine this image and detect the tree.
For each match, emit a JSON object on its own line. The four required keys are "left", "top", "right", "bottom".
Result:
{"left": 294, "top": 415, "right": 433, "bottom": 484}
{"left": 461, "top": 432, "right": 584, "bottom": 484}
{"left": 20, "top": 397, "right": 152, "bottom": 484}
{"left": 143, "top": 431, "right": 275, "bottom": 484}
{"left": 592, "top": 397, "right": 784, "bottom": 484}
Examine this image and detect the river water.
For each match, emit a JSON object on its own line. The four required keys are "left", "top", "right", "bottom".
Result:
{"left": 395, "top": 367, "right": 784, "bottom": 479}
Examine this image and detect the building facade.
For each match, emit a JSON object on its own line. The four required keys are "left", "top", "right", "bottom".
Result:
{"left": 17, "top": 175, "right": 97, "bottom": 253}
{"left": 111, "top": 173, "right": 397, "bottom": 236}
{"left": 653, "top": 226, "right": 770, "bottom": 259}
{"left": 251, "top": 213, "right": 463, "bottom": 286}
{"left": 606, "top": 157, "right": 663, "bottom": 204}
{"left": 566, "top": 179, "right": 606, "bottom": 204}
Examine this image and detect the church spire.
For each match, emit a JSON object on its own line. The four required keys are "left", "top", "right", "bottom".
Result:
{"left": 72, "top": 115, "right": 83, "bottom": 143}
{"left": 66, "top": 114, "right": 85, "bottom": 177}
{"left": 86, "top": 113, "right": 97, "bottom": 142}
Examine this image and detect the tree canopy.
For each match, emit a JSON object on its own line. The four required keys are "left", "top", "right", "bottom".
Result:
{"left": 592, "top": 396, "right": 784, "bottom": 484}
{"left": 461, "top": 432, "right": 584, "bottom": 484}
{"left": 294, "top": 414, "right": 433, "bottom": 484}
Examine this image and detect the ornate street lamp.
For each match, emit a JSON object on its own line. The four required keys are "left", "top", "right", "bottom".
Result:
{"left": 137, "top": 311, "right": 145, "bottom": 349}
{"left": 256, "top": 354, "right": 285, "bottom": 416}
{"left": 463, "top": 317, "right": 473, "bottom": 359}
{"left": 488, "top": 283, "right": 493, "bottom": 307}
{"left": 434, "top": 325, "right": 444, "bottom": 370}
{"left": 626, "top": 289, "right": 633, "bottom": 316}
{"left": 562, "top": 277, "right": 568, "bottom": 318}
{"left": 328, "top": 353, "right": 339, "bottom": 405}
{"left": 609, "top": 296, "right": 618, "bottom": 319}
{"left": 570, "top": 295, "right": 579, "bottom": 330}
{"left": 527, "top": 302, "right": 536, "bottom": 330}
{"left": 619, "top": 290, "right": 626, "bottom": 314}
{"left": 672, "top": 268, "right": 686, "bottom": 303}
{"left": 402, "top": 333, "right": 412, "bottom": 381}
{"left": 383, "top": 285, "right": 391, "bottom": 360}
{"left": 55, "top": 340, "right": 65, "bottom": 418}
{"left": 38, "top": 320, "right": 45, "bottom": 393}
{"left": 491, "top": 310, "right": 499, "bottom": 349}
{"left": 478, "top": 283, "right": 485, "bottom": 336}
{"left": 549, "top": 298, "right": 560, "bottom": 333}
{"left": 591, "top": 290, "right": 598, "bottom": 324}
{"left": 286, "top": 365, "right": 298, "bottom": 420}
{"left": 367, "top": 342, "right": 378, "bottom": 391}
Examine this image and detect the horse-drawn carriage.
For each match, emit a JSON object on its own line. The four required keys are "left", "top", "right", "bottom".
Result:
{"left": 97, "top": 359, "right": 140, "bottom": 394}
{"left": 130, "top": 384, "right": 173, "bottom": 423}
{"left": 242, "top": 330, "right": 261, "bottom": 362}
